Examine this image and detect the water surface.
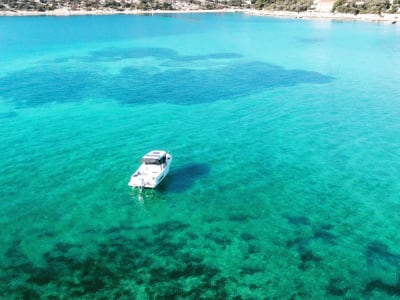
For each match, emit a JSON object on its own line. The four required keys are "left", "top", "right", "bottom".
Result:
{"left": 1, "top": 13, "right": 400, "bottom": 299}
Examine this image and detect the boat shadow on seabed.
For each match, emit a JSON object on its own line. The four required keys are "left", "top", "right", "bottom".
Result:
{"left": 130, "top": 163, "right": 210, "bottom": 205}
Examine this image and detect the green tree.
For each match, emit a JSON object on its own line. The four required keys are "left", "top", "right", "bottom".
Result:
{"left": 254, "top": 0, "right": 264, "bottom": 9}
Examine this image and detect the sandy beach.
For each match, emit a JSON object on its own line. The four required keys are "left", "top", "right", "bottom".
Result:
{"left": 0, "top": 8, "right": 239, "bottom": 17}
{"left": 244, "top": 9, "right": 400, "bottom": 24}
{"left": 0, "top": 7, "right": 399, "bottom": 24}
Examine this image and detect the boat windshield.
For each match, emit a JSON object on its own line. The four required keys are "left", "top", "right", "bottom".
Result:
{"left": 142, "top": 153, "right": 166, "bottom": 165}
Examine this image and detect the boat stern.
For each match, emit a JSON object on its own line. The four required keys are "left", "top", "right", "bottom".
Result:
{"left": 128, "top": 174, "right": 157, "bottom": 189}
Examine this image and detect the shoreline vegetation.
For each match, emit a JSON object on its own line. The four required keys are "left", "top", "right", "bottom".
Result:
{"left": 1, "top": 9, "right": 399, "bottom": 24}
{"left": 0, "top": 6, "right": 399, "bottom": 24}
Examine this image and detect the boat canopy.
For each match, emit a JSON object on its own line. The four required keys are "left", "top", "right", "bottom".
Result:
{"left": 141, "top": 151, "right": 167, "bottom": 165}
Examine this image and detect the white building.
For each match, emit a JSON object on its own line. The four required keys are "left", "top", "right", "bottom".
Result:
{"left": 313, "top": 0, "right": 334, "bottom": 12}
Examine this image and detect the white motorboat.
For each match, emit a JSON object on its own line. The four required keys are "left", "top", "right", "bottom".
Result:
{"left": 128, "top": 150, "right": 172, "bottom": 189}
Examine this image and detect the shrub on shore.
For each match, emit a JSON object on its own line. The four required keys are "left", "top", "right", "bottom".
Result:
{"left": 332, "top": 0, "right": 396, "bottom": 14}
{"left": 255, "top": 0, "right": 313, "bottom": 12}
{"left": 1, "top": 0, "right": 399, "bottom": 13}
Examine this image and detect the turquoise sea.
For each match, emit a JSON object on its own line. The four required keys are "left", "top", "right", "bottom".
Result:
{"left": 1, "top": 13, "right": 400, "bottom": 298}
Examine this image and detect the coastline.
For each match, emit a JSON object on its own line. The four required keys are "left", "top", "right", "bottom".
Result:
{"left": 244, "top": 10, "right": 400, "bottom": 24}
{"left": 0, "top": 8, "right": 239, "bottom": 17}
{"left": 0, "top": 7, "right": 399, "bottom": 24}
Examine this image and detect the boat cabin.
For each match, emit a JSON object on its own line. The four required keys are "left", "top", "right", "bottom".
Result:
{"left": 141, "top": 151, "right": 167, "bottom": 165}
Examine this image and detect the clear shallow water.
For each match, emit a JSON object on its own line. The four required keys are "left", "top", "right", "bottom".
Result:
{"left": 1, "top": 13, "right": 400, "bottom": 298}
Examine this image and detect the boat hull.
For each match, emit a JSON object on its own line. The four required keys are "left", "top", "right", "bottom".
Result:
{"left": 128, "top": 152, "right": 172, "bottom": 189}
